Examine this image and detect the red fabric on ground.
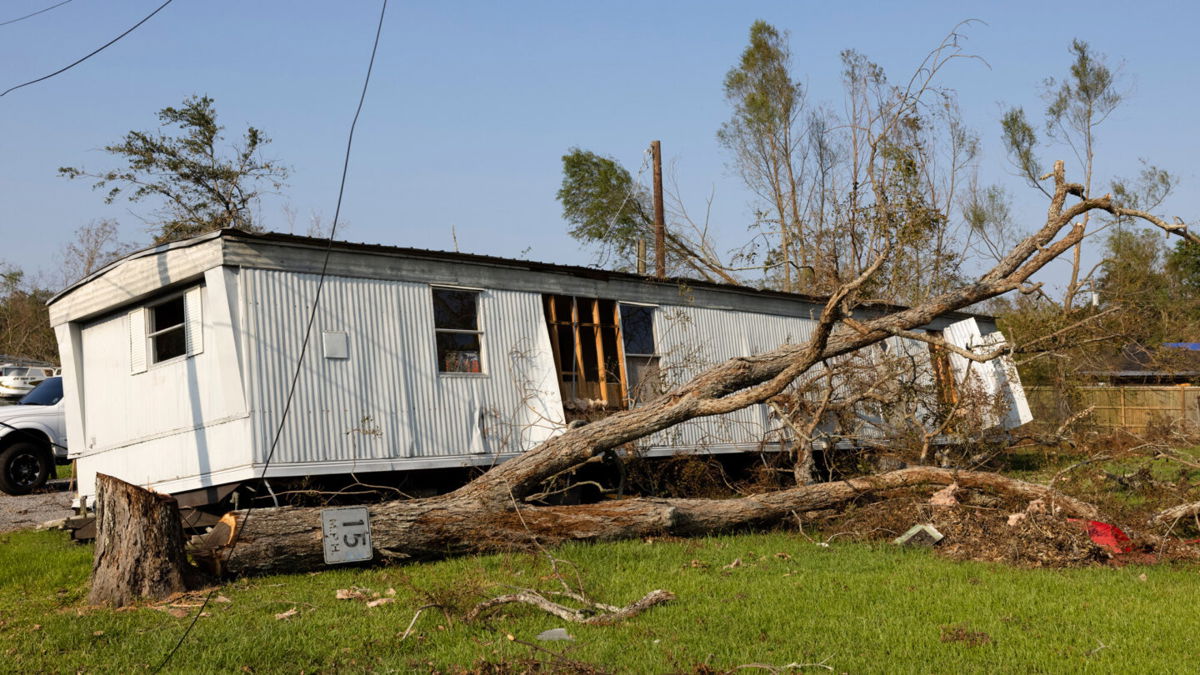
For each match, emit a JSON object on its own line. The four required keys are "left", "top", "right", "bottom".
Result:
{"left": 1067, "top": 518, "right": 1132, "bottom": 554}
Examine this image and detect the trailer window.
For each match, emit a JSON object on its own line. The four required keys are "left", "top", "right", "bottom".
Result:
{"left": 619, "top": 304, "right": 662, "bottom": 405}
{"left": 129, "top": 286, "right": 204, "bottom": 374}
{"left": 148, "top": 295, "right": 187, "bottom": 363}
{"left": 433, "top": 288, "right": 483, "bottom": 373}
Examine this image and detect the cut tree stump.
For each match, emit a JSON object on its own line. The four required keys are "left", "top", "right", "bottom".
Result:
{"left": 88, "top": 473, "right": 205, "bottom": 607}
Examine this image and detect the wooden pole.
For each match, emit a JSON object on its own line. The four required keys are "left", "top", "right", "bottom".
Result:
{"left": 651, "top": 140, "right": 666, "bottom": 280}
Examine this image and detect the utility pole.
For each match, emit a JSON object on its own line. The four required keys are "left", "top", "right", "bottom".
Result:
{"left": 651, "top": 140, "right": 666, "bottom": 280}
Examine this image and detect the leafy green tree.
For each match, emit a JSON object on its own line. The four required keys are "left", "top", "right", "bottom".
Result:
{"left": 557, "top": 148, "right": 651, "bottom": 270}
{"left": 1167, "top": 240, "right": 1200, "bottom": 292}
{"left": 1097, "top": 228, "right": 1168, "bottom": 313}
{"left": 59, "top": 96, "right": 288, "bottom": 244}
{"left": 556, "top": 148, "right": 739, "bottom": 284}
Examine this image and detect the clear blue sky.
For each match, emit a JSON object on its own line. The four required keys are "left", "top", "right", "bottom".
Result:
{"left": 3, "top": 0, "right": 1198, "bottom": 294}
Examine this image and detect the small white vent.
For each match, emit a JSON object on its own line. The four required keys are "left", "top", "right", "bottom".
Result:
{"left": 322, "top": 331, "right": 349, "bottom": 359}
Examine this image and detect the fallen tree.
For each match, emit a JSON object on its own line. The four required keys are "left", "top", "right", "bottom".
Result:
{"left": 91, "top": 162, "right": 1194, "bottom": 603}
{"left": 192, "top": 466, "right": 1098, "bottom": 576}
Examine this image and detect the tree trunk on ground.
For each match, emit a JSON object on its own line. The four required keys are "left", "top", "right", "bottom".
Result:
{"left": 190, "top": 467, "right": 1097, "bottom": 577}
{"left": 89, "top": 474, "right": 205, "bottom": 607}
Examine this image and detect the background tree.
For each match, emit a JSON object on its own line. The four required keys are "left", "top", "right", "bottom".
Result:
{"left": 1000, "top": 40, "right": 1127, "bottom": 309}
{"left": 58, "top": 219, "right": 138, "bottom": 287}
{"left": 717, "top": 20, "right": 807, "bottom": 292}
{"left": 59, "top": 95, "right": 288, "bottom": 244}
{"left": 715, "top": 22, "right": 982, "bottom": 302}
{"left": 0, "top": 267, "right": 57, "bottom": 362}
{"left": 560, "top": 23, "right": 987, "bottom": 305}
{"left": 1167, "top": 239, "right": 1200, "bottom": 292}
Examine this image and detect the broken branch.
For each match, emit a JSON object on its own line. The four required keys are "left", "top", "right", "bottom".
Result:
{"left": 466, "top": 589, "right": 675, "bottom": 624}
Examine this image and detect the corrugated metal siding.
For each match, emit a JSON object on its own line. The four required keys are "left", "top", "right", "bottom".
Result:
{"left": 641, "top": 308, "right": 968, "bottom": 449}
{"left": 241, "top": 269, "right": 564, "bottom": 466}
{"left": 644, "top": 305, "right": 817, "bottom": 449}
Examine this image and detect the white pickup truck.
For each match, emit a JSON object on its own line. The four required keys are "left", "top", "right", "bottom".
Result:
{"left": 0, "top": 376, "right": 68, "bottom": 495}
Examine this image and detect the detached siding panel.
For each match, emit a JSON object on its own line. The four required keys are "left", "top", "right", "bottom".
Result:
{"left": 242, "top": 270, "right": 564, "bottom": 468}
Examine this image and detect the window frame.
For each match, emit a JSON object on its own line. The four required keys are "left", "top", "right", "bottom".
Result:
{"left": 146, "top": 291, "right": 189, "bottom": 366}
{"left": 431, "top": 286, "right": 486, "bottom": 376}
{"left": 130, "top": 284, "right": 204, "bottom": 375}
{"left": 925, "top": 329, "right": 959, "bottom": 409}
{"left": 618, "top": 302, "right": 662, "bottom": 406}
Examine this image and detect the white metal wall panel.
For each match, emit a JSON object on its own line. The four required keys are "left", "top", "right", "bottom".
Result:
{"left": 128, "top": 308, "right": 146, "bottom": 374}
{"left": 78, "top": 283, "right": 249, "bottom": 493}
{"left": 642, "top": 304, "right": 817, "bottom": 450}
{"left": 76, "top": 417, "right": 252, "bottom": 501}
{"left": 241, "top": 269, "right": 565, "bottom": 468}
{"left": 886, "top": 335, "right": 940, "bottom": 432}
{"left": 997, "top": 352, "right": 1034, "bottom": 427}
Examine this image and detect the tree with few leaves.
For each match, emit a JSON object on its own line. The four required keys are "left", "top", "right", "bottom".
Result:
{"left": 717, "top": 20, "right": 807, "bottom": 292}
{"left": 59, "top": 96, "right": 288, "bottom": 244}
{"left": 714, "top": 21, "right": 983, "bottom": 303}
{"left": 58, "top": 219, "right": 138, "bottom": 287}
{"left": 1001, "top": 40, "right": 1138, "bottom": 309}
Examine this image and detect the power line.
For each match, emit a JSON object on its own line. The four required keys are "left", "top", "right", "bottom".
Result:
{"left": 0, "top": 0, "right": 75, "bottom": 27}
{"left": 153, "top": 0, "right": 389, "bottom": 670}
{"left": 1, "top": 0, "right": 173, "bottom": 97}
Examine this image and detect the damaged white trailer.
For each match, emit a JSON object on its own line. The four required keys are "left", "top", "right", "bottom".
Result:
{"left": 46, "top": 229, "right": 1031, "bottom": 507}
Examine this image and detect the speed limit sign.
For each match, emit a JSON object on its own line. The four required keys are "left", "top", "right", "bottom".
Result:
{"left": 321, "top": 506, "right": 373, "bottom": 564}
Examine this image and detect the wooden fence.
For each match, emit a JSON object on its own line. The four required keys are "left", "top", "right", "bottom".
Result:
{"left": 1026, "top": 386, "right": 1200, "bottom": 431}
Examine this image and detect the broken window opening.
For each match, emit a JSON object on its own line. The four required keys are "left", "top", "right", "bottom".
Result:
{"left": 433, "top": 288, "right": 483, "bottom": 373}
{"left": 543, "top": 295, "right": 625, "bottom": 411}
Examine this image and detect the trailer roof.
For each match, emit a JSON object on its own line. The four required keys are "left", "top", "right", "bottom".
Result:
{"left": 49, "top": 228, "right": 995, "bottom": 322}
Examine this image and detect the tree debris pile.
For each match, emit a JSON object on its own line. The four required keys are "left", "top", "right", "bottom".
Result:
{"left": 815, "top": 486, "right": 1200, "bottom": 567}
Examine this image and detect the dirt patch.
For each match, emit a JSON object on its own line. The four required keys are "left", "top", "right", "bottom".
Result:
{"left": 940, "top": 624, "right": 993, "bottom": 647}
{"left": 0, "top": 484, "right": 73, "bottom": 533}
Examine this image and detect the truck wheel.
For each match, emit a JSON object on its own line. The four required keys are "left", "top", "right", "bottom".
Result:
{"left": 0, "top": 442, "right": 50, "bottom": 495}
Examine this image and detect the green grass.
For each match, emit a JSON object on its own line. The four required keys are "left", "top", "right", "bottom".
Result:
{"left": 54, "top": 461, "right": 74, "bottom": 481}
{"left": 4, "top": 530, "right": 1200, "bottom": 673}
